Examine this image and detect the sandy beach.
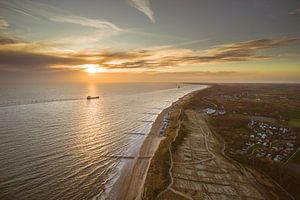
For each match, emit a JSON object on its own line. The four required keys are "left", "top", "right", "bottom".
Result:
{"left": 109, "top": 86, "right": 208, "bottom": 200}
{"left": 108, "top": 107, "right": 169, "bottom": 200}
{"left": 108, "top": 89, "right": 205, "bottom": 200}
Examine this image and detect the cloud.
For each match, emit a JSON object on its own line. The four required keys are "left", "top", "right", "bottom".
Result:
{"left": 47, "top": 16, "right": 123, "bottom": 47}
{"left": 0, "top": 37, "right": 298, "bottom": 73}
{"left": 90, "top": 37, "right": 298, "bottom": 70}
{"left": 49, "top": 15, "right": 121, "bottom": 32}
{"left": 289, "top": 7, "right": 300, "bottom": 15}
{"left": 0, "top": 35, "right": 23, "bottom": 45}
{"left": 1, "top": 0, "right": 125, "bottom": 48}
{"left": 0, "top": 19, "right": 9, "bottom": 29}
{"left": 1, "top": 0, "right": 185, "bottom": 50}
{"left": 2, "top": 0, "right": 122, "bottom": 32}
{"left": 0, "top": 50, "right": 85, "bottom": 71}
{"left": 128, "top": 0, "right": 155, "bottom": 22}
{"left": 205, "top": 38, "right": 298, "bottom": 61}
{"left": 1, "top": 0, "right": 122, "bottom": 43}
{"left": 0, "top": 0, "right": 62, "bottom": 20}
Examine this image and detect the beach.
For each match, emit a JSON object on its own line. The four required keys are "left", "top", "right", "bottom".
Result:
{"left": 112, "top": 108, "right": 169, "bottom": 200}
{"left": 109, "top": 88, "right": 206, "bottom": 200}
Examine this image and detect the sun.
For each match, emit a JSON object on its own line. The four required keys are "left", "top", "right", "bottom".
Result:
{"left": 78, "top": 64, "right": 104, "bottom": 74}
{"left": 84, "top": 66, "right": 104, "bottom": 73}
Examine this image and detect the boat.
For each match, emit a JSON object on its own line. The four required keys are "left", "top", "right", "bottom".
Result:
{"left": 87, "top": 96, "right": 100, "bottom": 100}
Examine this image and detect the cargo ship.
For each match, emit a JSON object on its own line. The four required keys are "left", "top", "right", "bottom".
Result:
{"left": 87, "top": 96, "right": 99, "bottom": 100}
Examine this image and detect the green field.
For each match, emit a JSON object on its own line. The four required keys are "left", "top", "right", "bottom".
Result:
{"left": 288, "top": 119, "right": 300, "bottom": 128}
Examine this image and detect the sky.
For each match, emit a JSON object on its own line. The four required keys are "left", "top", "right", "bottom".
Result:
{"left": 0, "top": 0, "right": 300, "bottom": 83}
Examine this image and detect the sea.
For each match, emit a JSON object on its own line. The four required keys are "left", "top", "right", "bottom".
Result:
{"left": 0, "top": 82, "right": 205, "bottom": 200}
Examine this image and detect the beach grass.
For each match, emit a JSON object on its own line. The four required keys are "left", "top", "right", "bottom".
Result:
{"left": 142, "top": 94, "right": 193, "bottom": 199}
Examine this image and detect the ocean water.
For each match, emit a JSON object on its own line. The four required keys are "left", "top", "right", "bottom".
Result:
{"left": 0, "top": 83, "right": 205, "bottom": 200}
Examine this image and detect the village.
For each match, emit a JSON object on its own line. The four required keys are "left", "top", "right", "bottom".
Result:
{"left": 242, "top": 120, "right": 297, "bottom": 163}
{"left": 200, "top": 105, "right": 298, "bottom": 164}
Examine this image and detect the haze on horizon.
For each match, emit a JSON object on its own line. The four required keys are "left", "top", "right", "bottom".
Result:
{"left": 0, "top": 0, "right": 300, "bottom": 83}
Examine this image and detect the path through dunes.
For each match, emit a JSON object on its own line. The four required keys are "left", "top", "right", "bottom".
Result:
{"left": 157, "top": 110, "right": 266, "bottom": 200}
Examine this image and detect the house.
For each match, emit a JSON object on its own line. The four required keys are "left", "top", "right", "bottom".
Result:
{"left": 272, "top": 146, "right": 278, "bottom": 151}
{"left": 282, "top": 128, "right": 288, "bottom": 134}
{"left": 273, "top": 155, "right": 283, "bottom": 162}
{"left": 263, "top": 142, "right": 268, "bottom": 147}
{"left": 261, "top": 133, "right": 267, "bottom": 139}
{"left": 287, "top": 143, "right": 294, "bottom": 148}
{"left": 202, "top": 108, "right": 216, "bottom": 115}
{"left": 257, "top": 132, "right": 262, "bottom": 137}
{"left": 218, "top": 110, "right": 226, "bottom": 115}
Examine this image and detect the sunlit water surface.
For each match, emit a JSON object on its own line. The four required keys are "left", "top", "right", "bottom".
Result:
{"left": 0, "top": 83, "right": 205, "bottom": 199}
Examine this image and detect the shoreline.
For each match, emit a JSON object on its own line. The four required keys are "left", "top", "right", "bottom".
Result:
{"left": 141, "top": 84, "right": 297, "bottom": 200}
{"left": 108, "top": 86, "right": 208, "bottom": 200}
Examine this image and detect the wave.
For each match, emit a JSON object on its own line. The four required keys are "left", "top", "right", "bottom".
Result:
{"left": 0, "top": 84, "right": 206, "bottom": 200}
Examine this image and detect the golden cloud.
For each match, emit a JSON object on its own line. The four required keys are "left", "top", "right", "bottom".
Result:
{"left": 0, "top": 37, "right": 298, "bottom": 72}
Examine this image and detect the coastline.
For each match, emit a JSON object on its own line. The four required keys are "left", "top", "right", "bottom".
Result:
{"left": 108, "top": 86, "right": 208, "bottom": 200}
{"left": 141, "top": 84, "right": 298, "bottom": 200}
